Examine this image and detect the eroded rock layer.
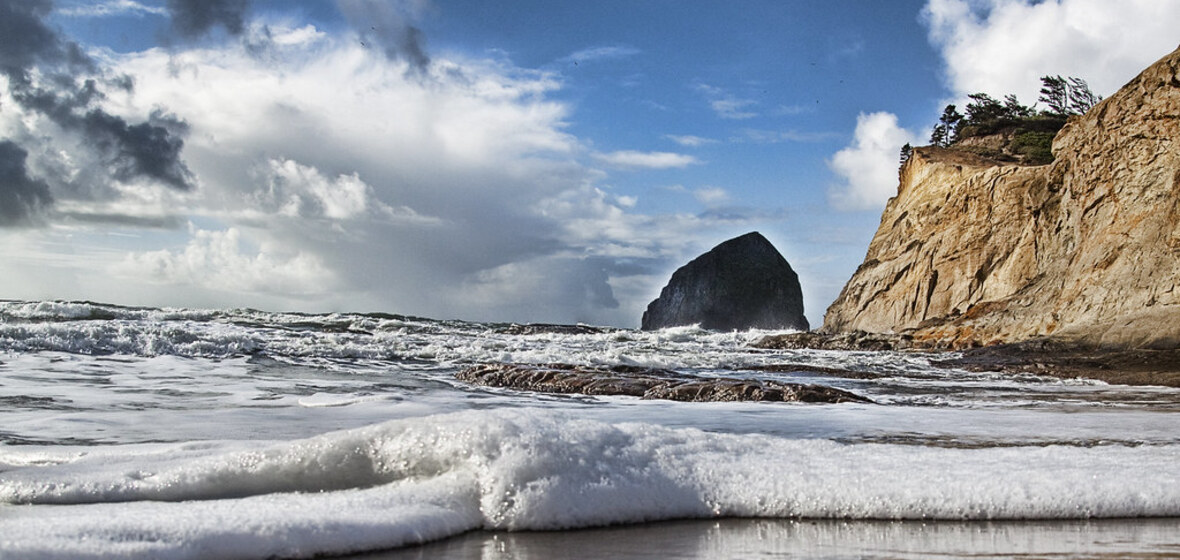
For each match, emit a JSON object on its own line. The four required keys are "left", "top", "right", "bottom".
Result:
{"left": 823, "top": 45, "right": 1180, "bottom": 349}
{"left": 456, "top": 363, "right": 872, "bottom": 404}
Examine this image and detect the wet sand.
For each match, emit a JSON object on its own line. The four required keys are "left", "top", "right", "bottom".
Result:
{"left": 343, "top": 517, "right": 1180, "bottom": 559}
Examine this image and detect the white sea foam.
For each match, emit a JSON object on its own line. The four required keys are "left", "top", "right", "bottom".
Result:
{"left": 3, "top": 300, "right": 1179, "bottom": 558}
{"left": 2, "top": 409, "right": 1177, "bottom": 558}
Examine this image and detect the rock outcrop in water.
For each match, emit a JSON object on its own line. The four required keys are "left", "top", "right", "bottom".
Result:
{"left": 457, "top": 363, "right": 872, "bottom": 404}
{"left": 822, "top": 44, "right": 1180, "bottom": 350}
{"left": 641, "top": 232, "right": 808, "bottom": 332}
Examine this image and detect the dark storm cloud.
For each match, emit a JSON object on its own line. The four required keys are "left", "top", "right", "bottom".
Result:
{"left": 80, "top": 109, "right": 195, "bottom": 191}
{"left": 11, "top": 80, "right": 196, "bottom": 192}
{"left": 57, "top": 211, "right": 184, "bottom": 229}
{"left": 0, "top": 0, "right": 196, "bottom": 205}
{"left": 337, "top": 0, "right": 430, "bottom": 72}
{"left": 0, "top": 0, "right": 93, "bottom": 79}
{"left": 166, "top": 0, "right": 249, "bottom": 39}
{"left": 0, "top": 141, "right": 53, "bottom": 227}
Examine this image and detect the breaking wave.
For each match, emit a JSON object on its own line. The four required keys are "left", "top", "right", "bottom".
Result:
{"left": 2, "top": 409, "right": 1177, "bottom": 558}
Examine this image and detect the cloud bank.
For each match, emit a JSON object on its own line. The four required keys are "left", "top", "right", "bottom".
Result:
{"left": 0, "top": 3, "right": 781, "bottom": 325}
{"left": 0, "top": 0, "right": 196, "bottom": 226}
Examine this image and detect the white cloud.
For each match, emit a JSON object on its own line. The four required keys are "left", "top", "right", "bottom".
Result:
{"left": 47, "top": 28, "right": 775, "bottom": 325}
{"left": 697, "top": 84, "right": 758, "bottom": 120}
{"left": 710, "top": 98, "right": 757, "bottom": 120}
{"left": 593, "top": 150, "right": 700, "bottom": 169}
{"left": 693, "top": 187, "right": 730, "bottom": 207}
{"left": 117, "top": 227, "right": 336, "bottom": 296}
{"left": 827, "top": 112, "right": 918, "bottom": 211}
{"left": 664, "top": 134, "right": 717, "bottom": 147}
{"left": 563, "top": 46, "right": 641, "bottom": 64}
{"left": 923, "top": 0, "right": 1180, "bottom": 102}
{"left": 270, "top": 25, "right": 326, "bottom": 47}
{"left": 256, "top": 158, "right": 373, "bottom": 220}
{"left": 0, "top": 11, "right": 790, "bottom": 326}
{"left": 249, "top": 158, "right": 438, "bottom": 224}
{"left": 100, "top": 39, "right": 609, "bottom": 316}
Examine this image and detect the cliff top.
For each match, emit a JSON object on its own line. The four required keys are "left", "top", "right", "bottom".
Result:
{"left": 823, "top": 43, "right": 1180, "bottom": 351}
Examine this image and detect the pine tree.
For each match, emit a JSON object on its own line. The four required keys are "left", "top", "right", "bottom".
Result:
{"left": 899, "top": 143, "right": 913, "bottom": 167}
{"left": 930, "top": 123, "right": 946, "bottom": 147}
{"left": 1040, "top": 75, "right": 1100, "bottom": 116}
{"left": 1039, "top": 75, "right": 1069, "bottom": 116}
{"left": 964, "top": 93, "right": 1004, "bottom": 124}
{"left": 938, "top": 104, "right": 962, "bottom": 145}
{"left": 928, "top": 104, "right": 962, "bottom": 147}
{"left": 1003, "top": 94, "right": 1034, "bottom": 119}
{"left": 1067, "top": 77, "right": 1101, "bottom": 114}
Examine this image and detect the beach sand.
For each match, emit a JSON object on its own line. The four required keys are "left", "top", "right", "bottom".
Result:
{"left": 346, "top": 517, "right": 1180, "bottom": 559}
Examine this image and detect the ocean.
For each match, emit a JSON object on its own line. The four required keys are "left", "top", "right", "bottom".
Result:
{"left": 1, "top": 300, "right": 1177, "bottom": 559}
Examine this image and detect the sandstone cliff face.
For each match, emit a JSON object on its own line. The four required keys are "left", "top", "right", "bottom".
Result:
{"left": 823, "top": 45, "right": 1180, "bottom": 349}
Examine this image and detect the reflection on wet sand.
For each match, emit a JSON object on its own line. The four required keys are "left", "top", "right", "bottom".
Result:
{"left": 357, "top": 517, "right": 1180, "bottom": 560}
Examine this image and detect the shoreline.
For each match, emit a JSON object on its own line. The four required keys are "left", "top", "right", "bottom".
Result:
{"left": 342, "top": 517, "right": 1180, "bottom": 560}
{"left": 754, "top": 332, "right": 1180, "bottom": 388}
{"left": 934, "top": 344, "right": 1180, "bottom": 388}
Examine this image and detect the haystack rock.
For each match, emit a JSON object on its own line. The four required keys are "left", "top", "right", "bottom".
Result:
{"left": 822, "top": 44, "right": 1180, "bottom": 349}
{"left": 641, "top": 232, "right": 809, "bottom": 331}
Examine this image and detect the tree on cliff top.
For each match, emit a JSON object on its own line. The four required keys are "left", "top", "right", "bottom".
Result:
{"left": 930, "top": 105, "right": 962, "bottom": 147}
{"left": 926, "top": 75, "right": 1100, "bottom": 165}
{"left": 1039, "top": 75, "right": 1102, "bottom": 117}
{"left": 956, "top": 93, "right": 1037, "bottom": 137}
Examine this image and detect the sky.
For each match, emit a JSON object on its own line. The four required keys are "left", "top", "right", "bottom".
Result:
{"left": 1, "top": 0, "right": 1177, "bottom": 327}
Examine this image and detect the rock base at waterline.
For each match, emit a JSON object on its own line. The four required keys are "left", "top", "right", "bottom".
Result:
{"left": 456, "top": 363, "right": 872, "bottom": 404}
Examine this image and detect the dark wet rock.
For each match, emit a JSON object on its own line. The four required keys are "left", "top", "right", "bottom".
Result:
{"left": 641, "top": 232, "right": 808, "bottom": 332}
{"left": 934, "top": 340, "right": 1180, "bottom": 388}
{"left": 456, "top": 363, "right": 872, "bottom": 404}
{"left": 745, "top": 364, "right": 887, "bottom": 380}
{"left": 752, "top": 330, "right": 913, "bottom": 351}
{"left": 643, "top": 380, "right": 870, "bottom": 403}
{"left": 494, "top": 323, "right": 608, "bottom": 335}
{"left": 752, "top": 333, "right": 1180, "bottom": 387}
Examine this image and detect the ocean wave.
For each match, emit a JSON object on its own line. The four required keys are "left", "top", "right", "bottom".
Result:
{"left": 0, "top": 300, "right": 830, "bottom": 367}
{"left": 2, "top": 409, "right": 1177, "bottom": 558}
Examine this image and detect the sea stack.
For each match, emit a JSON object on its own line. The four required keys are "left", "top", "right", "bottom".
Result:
{"left": 641, "top": 232, "right": 809, "bottom": 331}
{"left": 822, "top": 44, "right": 1180, "bottom": 349}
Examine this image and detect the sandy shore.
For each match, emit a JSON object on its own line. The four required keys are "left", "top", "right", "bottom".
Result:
{"left": 342, "top": 517, "right": 1180, "bottom": 559}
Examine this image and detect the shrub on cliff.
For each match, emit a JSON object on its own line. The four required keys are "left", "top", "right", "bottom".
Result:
{"left": 1011, "top": 130, "right": 1056, "bottom": 165}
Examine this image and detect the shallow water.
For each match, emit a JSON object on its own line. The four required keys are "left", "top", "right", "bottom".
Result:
{"left": 357, "top": 518, "right": 1180, "bottom": 560}
{"left": 1, "top": 300, "right": 1177, "bottom": 559}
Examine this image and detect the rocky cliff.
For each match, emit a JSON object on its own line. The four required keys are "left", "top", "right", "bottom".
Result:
{"left": 823, "top": 45, "right": 1180, "bottom": 349}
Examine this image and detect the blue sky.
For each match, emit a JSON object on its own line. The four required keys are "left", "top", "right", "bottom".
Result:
{"left": 2, "top": 0, "right": 1177, "bottom": 327}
